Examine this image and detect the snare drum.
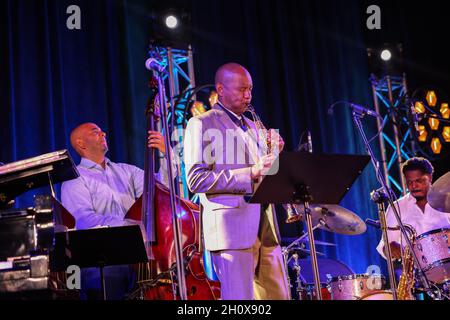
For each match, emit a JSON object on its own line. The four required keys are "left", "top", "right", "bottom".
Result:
{"left": 328, "top": 274, "right": 385, "bottom": 300}
{"left": 359, "top": 290, "right": 393, "bottom": 300}
{"left": 413, "top": 228, "right": 450, "bottom": 284}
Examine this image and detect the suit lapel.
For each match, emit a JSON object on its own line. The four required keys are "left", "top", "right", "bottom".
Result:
{"left": 212, "top": 105, "right": 259, "bottom": 165}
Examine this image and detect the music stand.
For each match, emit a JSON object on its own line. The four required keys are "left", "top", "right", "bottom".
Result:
{"left": 247, "top": 152, "right": 370, "bottom": 300}
{"left": 51, "top": 225, "right": 148, "bottom": 300}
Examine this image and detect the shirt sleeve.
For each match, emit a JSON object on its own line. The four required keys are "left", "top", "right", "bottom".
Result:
{"left": 61, "top": 178, "right": 125, "bottom": 229}
{"left": 130, "top": 164, "right": 145, "bottom": 199}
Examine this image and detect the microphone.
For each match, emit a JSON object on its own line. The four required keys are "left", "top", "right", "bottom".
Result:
{"left": 145, "top": 58, "right": 165, "bottom": 74}
{"left": 307, "top": 130, "right": 313, "bottom": 153}
{"left": 349, "top": 103, "right": 380, "bottom": 118}
{"left": 327, "top": 101, "right": 380, "bottom": 118}
{"left": 365, "top": 218, "right": 400, "bottom": 231}
{"left": 409, "top": 103, "right": 420, "bottom": 132}
{"left": 365, "top": 219, "right": 381, "bottom": 229}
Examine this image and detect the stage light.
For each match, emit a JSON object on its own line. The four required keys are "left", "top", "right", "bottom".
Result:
{"left": 380, "top": 49, "right": 392, "bottom": 61}
{"left": 165, "top": 15, "right": 178, "bottom": 29}
{"left": 412, "top": 87, "right": 450, "bottom": 157}
{"left": 149, "top": 6, "right": 192, "bottom": 49}
{"left": 367, "top": 43, "right": 403, "bottom": 76}
{"left": 414, "top": 101, "right": 426, "bottom": 114}
{"left": 426, "top": 90, "right": 437, "bottom": 107}
{"left": 431, "top": 137, "right": 442, "bottom": 154}
{"left": 429, "top": 117, "right": 440, "bottom": 130}
{"left": 418, "top": 125, "right": 428, "bottom": 142}
{"left": 190, "top": 101, "right": 206, "bottom": 116}
{"left": 440, "top": 103, "right": 449, "bottom": 119}
{"left": 208, "top": 91, "right": 218, "bottom": 107}
{"left": 443, "top": 127, "right": 450, "bottom": 142}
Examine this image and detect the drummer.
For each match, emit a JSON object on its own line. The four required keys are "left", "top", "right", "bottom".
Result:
{"left": 376, "top": 157, "right": 450, "bottom": 260}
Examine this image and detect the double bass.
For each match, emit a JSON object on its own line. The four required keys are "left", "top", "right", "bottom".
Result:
{"left": 125, "top": 76, "right": 220, "bottom": 300}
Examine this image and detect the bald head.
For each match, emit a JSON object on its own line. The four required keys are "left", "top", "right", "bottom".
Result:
{"left": 215, "top": 63, "right": 251, "bottom": 86}
{"left": 215, "top": 63, "right": 253, "bottom": 115}
{"left": 70, "top": 123, "right": 108, "bottom": 159}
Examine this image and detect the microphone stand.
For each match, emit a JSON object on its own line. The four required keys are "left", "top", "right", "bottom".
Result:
{"left": 154, "top": 69, "right": 188, "bottom": 301}
{"left": 351, "top": 110, "right": 433, "bottom": 299}
{"left": 298, "top": 131, "right": 323, "bottom": 300}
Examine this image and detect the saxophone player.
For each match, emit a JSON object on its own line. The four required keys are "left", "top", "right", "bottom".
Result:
{"left": 184, "top": 62, "right": 289, "bottom": 300}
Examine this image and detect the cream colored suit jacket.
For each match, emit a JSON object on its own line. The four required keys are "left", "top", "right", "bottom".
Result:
{"left": 184, "top": 104, "right": 280, "bottom": 251}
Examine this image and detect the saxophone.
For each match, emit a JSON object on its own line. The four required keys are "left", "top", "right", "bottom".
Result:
{"left": 396, "top": 224, "right": 417, "bottom": 300}
{"left": 246, "top": 104, "right": 301, "bottom": 223}
{"left": 246, "top": 104, "right": 271, "bottom": 155}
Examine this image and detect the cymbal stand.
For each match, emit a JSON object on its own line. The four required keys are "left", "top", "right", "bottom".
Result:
{"left": 283, "top": 220, "right": 326, "bottom": 254}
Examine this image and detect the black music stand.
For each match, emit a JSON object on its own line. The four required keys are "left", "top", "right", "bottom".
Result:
{"left": 0, "top": 150, "right": 79, "bottom": 208}
{"left": 247, "top": 152, "right": 370, "bottom": 299}
{"left": 51, "top": 225, "right": 148, "bottom": 300}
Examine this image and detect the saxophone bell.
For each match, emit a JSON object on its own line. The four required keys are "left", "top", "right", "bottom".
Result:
{"left": 284, "top": 204, "right": 303, "bottom": 223}
{"left": 396, "top": 224, "right": 417, "bottom": 300}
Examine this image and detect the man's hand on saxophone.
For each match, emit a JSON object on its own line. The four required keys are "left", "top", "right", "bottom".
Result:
{"left": 251, "top": 153, "right": 277, "bottom": 180}
{"left": 268, "top": 129, "right": 285, "bottom": 153}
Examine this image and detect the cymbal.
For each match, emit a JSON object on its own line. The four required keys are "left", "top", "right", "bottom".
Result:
{"left": 428, "top": 171, "right": 450, "bottom": 213}
{"left": 292, "top": 204, "right": 367, "bottom": 235}
{"left": 281, "top": 237, "right": 337, "bottom": 247}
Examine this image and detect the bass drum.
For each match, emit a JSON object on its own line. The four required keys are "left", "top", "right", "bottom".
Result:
{"left": 359, "top": 290, "right": 393, "bottom": 300}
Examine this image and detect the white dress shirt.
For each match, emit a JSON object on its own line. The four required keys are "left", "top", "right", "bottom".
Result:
{"left": 376, "top": 193, "right": 450, "bottom": 259}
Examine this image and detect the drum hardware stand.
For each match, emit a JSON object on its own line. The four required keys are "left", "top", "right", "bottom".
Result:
{"left": 283, "top": 220, "right": 326, "bottom": 254}
{"left": 281, "top": 248, "right": 294, "bottom": 300}
{"left": 291, "top": 184, "right": 323, "bottom": 300}
{"left": 282, "top": 220, "right": 325, "bottom": 300}
{"left": 351, "top": 110, "right": 434, "bottom": 300}
{"left": 292, "top": 254, "right": 305, "bottom": 298}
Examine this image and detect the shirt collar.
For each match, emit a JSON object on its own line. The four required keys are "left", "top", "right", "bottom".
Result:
{"left": 79, "top": 157, "right": 111, "bottom": 169}
{"left": 406, "top": 192, "right": 422, "bottom": 205}
{"left": 217, "top": 101, "right": 242, "bottom": 120}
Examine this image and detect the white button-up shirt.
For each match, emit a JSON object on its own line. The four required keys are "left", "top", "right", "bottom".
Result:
{"left": 61, "top": 156, "right": 172, "bottom": 230}
{"left": 376, "top": 193, "right": 450, "bottom": 259}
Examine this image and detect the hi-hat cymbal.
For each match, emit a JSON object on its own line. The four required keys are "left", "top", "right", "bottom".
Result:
{"left": 291, "top": 204, "right": 367, "bottom": 235}
{"left": 428, "top": 171, "right": 450, "bottom": 213}
{"left": 281, "top": 237, "right": 337, "bottom": 247}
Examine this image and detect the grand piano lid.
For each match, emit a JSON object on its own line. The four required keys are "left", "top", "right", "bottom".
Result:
{"left": 0, "top": 150, "right": 79, "bottom": 205}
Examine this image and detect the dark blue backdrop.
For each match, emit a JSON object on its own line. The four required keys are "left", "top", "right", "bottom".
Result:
{"left": 5, "top": 0, "right": 446, "bottom": 278}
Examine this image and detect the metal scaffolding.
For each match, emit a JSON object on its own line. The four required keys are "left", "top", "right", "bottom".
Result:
{"left": 370, "top": 73, "right": 417, "bottom": 195}
{"left": 148, "top": 45, "right": 196, "bottom": 199}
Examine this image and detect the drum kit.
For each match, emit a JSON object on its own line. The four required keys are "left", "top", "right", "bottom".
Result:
{"left": 282, "top": 171, "right": 450, "bottom": 300}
